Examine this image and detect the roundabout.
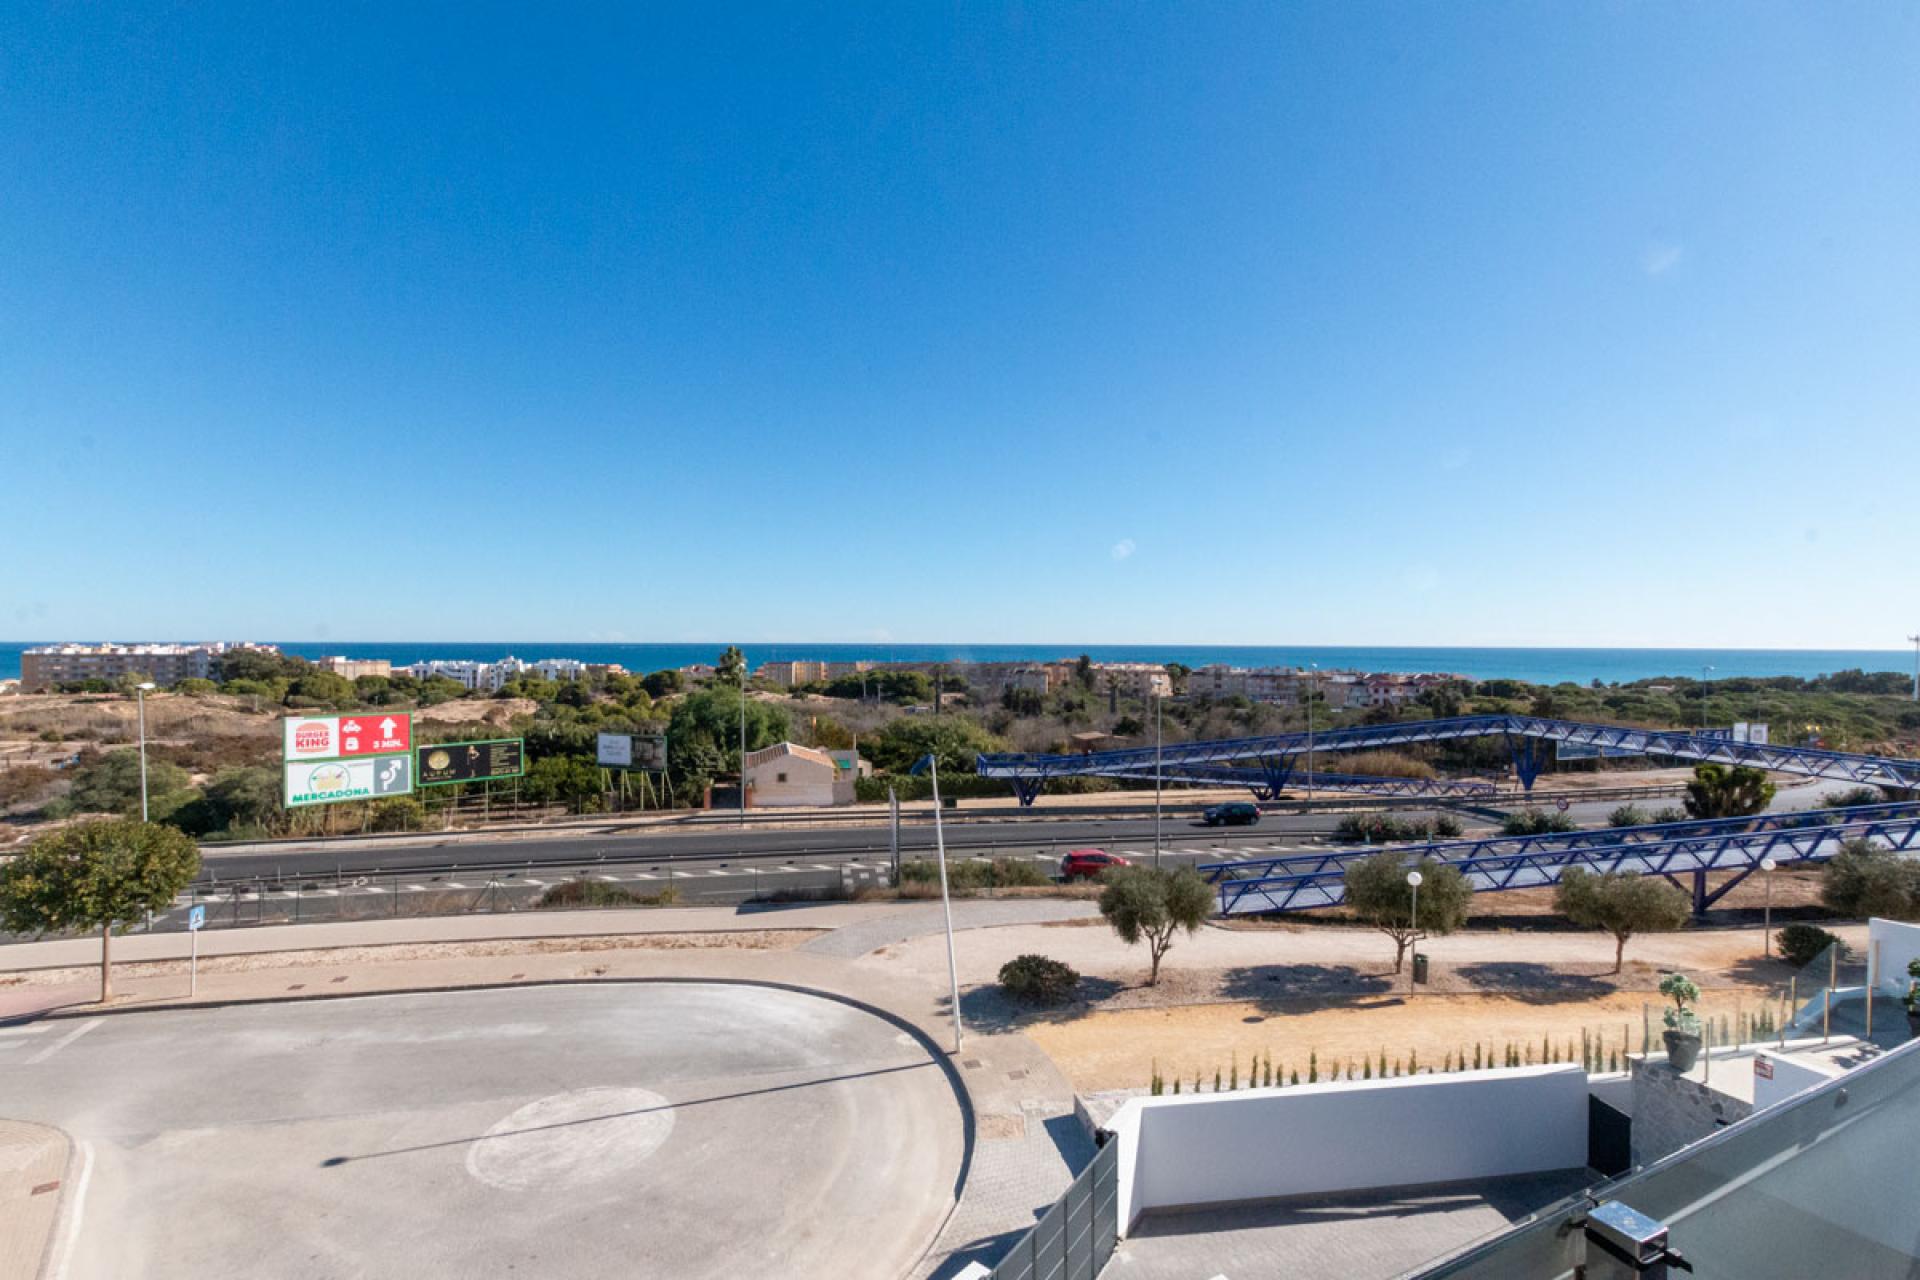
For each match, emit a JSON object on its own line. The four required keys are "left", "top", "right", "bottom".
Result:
{"left": 6, "top": 982, "right": 967, "bottom": 1280}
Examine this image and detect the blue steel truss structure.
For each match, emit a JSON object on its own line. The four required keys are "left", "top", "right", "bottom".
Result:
{"left": 975, "top": 713, "right": 1920, "bottom": 805}
{"left": 1098, "top": 761, "right": 1496, "bottom": 800}
{"left": 1202, "top": 802, "right": 1920, "bottom": 916}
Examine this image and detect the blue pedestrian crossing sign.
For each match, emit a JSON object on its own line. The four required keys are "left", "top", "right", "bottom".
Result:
{"left": 188, "top": 905, "right": 206, "bottom": 932}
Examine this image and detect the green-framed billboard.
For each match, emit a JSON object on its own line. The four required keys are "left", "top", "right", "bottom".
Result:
{"left": 417, "top": 738, "right": 526, "bottom": 787}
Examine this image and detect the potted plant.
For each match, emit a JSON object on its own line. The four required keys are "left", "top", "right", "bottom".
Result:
{"left": 1905, "top": 959, "right": 1920, "bottom": 1039}
{"left": 1660, "top": 972, "right": 1703, "bottom": 1071}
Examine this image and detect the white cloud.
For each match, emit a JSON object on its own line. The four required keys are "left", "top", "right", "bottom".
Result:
{"left": 1111, "top": 539, "right": 1137, "bottom": 562}
{"left": 1642, "top": 243, "right": 1684, "bottom": 276}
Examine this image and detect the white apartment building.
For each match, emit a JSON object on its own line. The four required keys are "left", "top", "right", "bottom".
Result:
{"left": 396, "top": 656, "right": 589, "bottom": 692}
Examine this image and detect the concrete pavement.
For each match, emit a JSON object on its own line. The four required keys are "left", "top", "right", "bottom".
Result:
{"left": 1, "top": 984, "right": 966, "bottom": 1280}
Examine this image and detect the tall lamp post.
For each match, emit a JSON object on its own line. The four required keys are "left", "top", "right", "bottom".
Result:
{"left": 1700, "top": 664, "right": 1715, "bottom": 731}
{"left": 1153, "top": 692, "right": 1164, "bottom": 868}
{"left": 738, "top": 655, "right": 748, "bottom": 828}
{"left": 1406, "top": 868, "right": 1424, "bottom": 993}
{"left": 1760, "top": 856, "right": 1778, "bottom": 958}
{"left": 135, "top": 681, "right": 157, "bottom": 822}
{"left": 1305, "top": 663, "right": 1319, "bottom": 803}
{"left": 1909, "top": 634, "right": 1920, "bottom": 702}
{"left": 911, "top": 752, "right": 964, "bottom": 1053}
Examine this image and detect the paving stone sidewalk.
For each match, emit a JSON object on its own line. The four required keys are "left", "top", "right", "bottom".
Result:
{"left": 0, "top": 1119, "right": 70, "bottom": 1280}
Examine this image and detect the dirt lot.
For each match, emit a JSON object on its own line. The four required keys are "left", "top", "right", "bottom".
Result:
{"left": 874, "top": 913, "right": 1865, "bottom": 1094}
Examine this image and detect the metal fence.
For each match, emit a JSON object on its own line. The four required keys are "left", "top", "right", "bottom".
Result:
{"left": 989, "top": 1138, "right": 1119, "bottom": 1280}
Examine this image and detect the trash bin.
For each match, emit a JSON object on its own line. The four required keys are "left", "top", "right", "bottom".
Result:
{"left": 1412, "top": 953, "right": 1430, "bottom": 985}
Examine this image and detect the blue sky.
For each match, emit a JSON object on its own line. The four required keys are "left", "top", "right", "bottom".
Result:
{"left": 3, "top": 3, "right": 1916, "bottom": 648}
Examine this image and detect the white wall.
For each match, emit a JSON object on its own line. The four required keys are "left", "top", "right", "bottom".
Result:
{"left": 1868, "top": 917, "right": 1920, "bottom": 999}
{"left": 1102, "top": 1065, "right": 1589, "bottom": 1232}
{"left": 1751, "top": 1050, "right": 1839, "bottom": 1111}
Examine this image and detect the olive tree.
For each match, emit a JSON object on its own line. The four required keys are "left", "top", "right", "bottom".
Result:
{"left": 0, "top": 819, "right": 201, "bottom": 1002}
{"left": 1343, "top": 853, "right": 1471, "bottom": 973}
{"left": 1097, "top": 866, "right": 1213, "bottom": 986}
{"left": 1821, "top": 838, "right": 1920, "bottom": 921}
{"left": 1555, "top": 868, "right": 1692, "bottom": 973}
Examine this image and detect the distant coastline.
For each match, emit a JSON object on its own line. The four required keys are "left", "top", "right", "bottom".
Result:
{"left": 1, "top": 642, "right": 1911, "bottom": 688}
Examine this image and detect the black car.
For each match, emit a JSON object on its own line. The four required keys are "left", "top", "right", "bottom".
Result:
{"left": 1202, "top": 801, "right": 1261, "bottom": 827}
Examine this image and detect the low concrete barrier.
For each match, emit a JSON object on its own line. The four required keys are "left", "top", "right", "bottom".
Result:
{"left": 1101, "top": 1064, "right": 1589, "bottom": 1232}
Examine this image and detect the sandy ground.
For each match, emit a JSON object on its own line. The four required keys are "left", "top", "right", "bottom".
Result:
{"left": 872, "top": 916, "right": 1866, "bottom": 1093}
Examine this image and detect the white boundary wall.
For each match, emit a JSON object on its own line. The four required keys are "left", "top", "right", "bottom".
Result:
{"left": 1101, "top": 1064, "right": 1589, "bottom": 1232}
{"left": 1868, "top": 917, "right": 1920, "bottom": 999}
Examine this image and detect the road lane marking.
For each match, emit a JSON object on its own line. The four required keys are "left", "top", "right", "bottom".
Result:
{"left": 48, "top": 1139, "right": 93, "bottom": 1280}
{"left": 28, "top": 1019, "right": 102, "bottom": 1065}
{"left": 0, "top": 1025, "right": 52, "bottom": 1036}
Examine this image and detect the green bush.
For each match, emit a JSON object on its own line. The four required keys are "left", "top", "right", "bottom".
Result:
{"left": 535, "top": 879, "right": 680, "bottom": 909}
{"left": 1824, "top": 786, "right": 1887, "bottom": 810}
{"left": 1334, "top": 814, "right": 1447, "bottom": 843}
{"left": 1777, "top": 923, "right": 1841, "bottom": 970}
{"left": 1502, "top": 809, "right": 1578, "bottom": 836}
{"left": 1609, "top": 804, "right": 1649, "bottom": 828}
{"left": 898, "top": 856, "right": 1050, "bottom": 891}
{"left": 368, "top": 797, "right": 428, "bottom": 832}
{"left": 998, "top": 953, "right": 1081, "bottom": 1003}
{"left": 1433, "top": 814, "right": 1464, "bottom": 838}
{"left": 1650, "top": 806, "right": 1687, "bottom": 824}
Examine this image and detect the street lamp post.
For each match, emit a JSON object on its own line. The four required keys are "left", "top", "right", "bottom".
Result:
{"left": 1760, "top": 856, "right": 1778, "bottom": 957}
{"left": 912, "top": 752, "right": 964, "bottom": 1053}
{"left": 738, "top": 659, "right": 748, "bottom": 828}
{"left": 1700, "top": 664, "right": 1715, "bottom": 731}
{"left": 1305, "top": 663, "right": 1319, "bottom": 803}
{"left": 1153, "top": 692, "right": 1163, "bottom": 868}
{"left": 1406, "top": 869, "right": 1424, "bottom": 993}
{"left": 135, "top": 681, "right": 157, "bottom": 822}
{"left": 1909, "top": 634, "right": 1920, "bottom": 702}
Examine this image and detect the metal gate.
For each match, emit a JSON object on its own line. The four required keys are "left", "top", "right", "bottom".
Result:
{"left": 989, "top": 1138, "right": 1119, "bottom": 1280}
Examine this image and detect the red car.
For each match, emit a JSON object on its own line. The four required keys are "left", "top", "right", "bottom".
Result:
{"left": 1060, "top": 849, "right": 1129, "bottom": 880}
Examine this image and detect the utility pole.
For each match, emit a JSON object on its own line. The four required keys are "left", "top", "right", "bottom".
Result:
{"left": 1909, "top": 635, "right": 1919, "bottom": 702}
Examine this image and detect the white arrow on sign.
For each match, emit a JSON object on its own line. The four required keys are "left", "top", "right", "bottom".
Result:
{"left": 380, "top": 717, "right": 398, "bottom": 737}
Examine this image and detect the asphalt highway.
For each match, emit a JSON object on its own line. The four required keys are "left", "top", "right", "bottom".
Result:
{"left": 196, "top": 808, "right": 1401, "bottom": 881}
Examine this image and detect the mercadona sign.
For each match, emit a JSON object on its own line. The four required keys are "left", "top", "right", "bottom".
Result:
{"left": 283, "top": 754, "right": 414, "bottom": 808}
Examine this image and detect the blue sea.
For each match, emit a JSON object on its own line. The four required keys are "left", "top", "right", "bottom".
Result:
{"left": 0, "top": 642, "right": 1911, "bottom": 687}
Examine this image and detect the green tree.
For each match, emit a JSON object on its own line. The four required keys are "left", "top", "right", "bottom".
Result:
{"left": 1097, "top": 866, "right": 1213, "bottom": 985}
{"left": 1555, "top": 868, "right": 1692, "bottom": 972}
{"left": 641, "top": 669, "right": 685, "bottom": 699}
{"left": 1683, "top": 764, "right": 1775, "bottom": 819}
{"left": 715, "top": 646, "right": 747, "bottom": 687}
{"left": 0, "top": 819, "right": 201, "bottom": 1002}
{"left": 287, "top": 671, "right": 357, "bottom": 707}
{"left": 520, "top": 756, "right": 607, "bottom": 813}
{"left": 1343, "top": 853, "right": 1472, "bottom": 973}
{"left": 866, "top": 715, "right": 1005, "bottom": 774}
{"left": 200, "top": 766, "right": 286, "bottom": 834}
{"left": 667, "top": 686, "right": 792, "bottom": 774}
{"left": 67, "top": 750, "right": 192, "bottom": 815}
{"left": 1820, "top": 838, "right": 1920, "bottom": 920}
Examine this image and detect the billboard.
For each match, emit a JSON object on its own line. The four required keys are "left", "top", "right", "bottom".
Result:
{"left": 597, "top": 729, "right": 667, "bottom": 770}
{"left": 284, "top": 713, "right": 412, "bottom": 761}
{"left": 419, "top": 739, "right": 526, "bottom": 787}
{"left": 285, "top": 754, "right": 414, "bottom": 807}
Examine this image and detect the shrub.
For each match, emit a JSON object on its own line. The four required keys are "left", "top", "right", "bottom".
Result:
{"left": 998, "top": 953, "right": 1080, "bottom": 1004}
{"left": 1777, "top": 923, "right": 1841, "bottom": 970}
{"left": 1820, "top": 838, "right": 1920, "bottom": 920}
{"left": 1334, "top": 814, "right": 1447, "bottom": 844}
{"left": 368, "top": 797, "right": 428, "bottom": 832}
{"left": 1659, "top": 972, "right": 1701, "bottom": 1033}
{"left": 898, "top": 856, "right": 1050, "bottom": 892}
{"left": 1650, "top": 806, "right": 1687, "bottom": 824}
{"left": 1824, "top": 786, "right": 1887, "bottom": 810}
{"left": 1433, "top": 814, "right": 1464, "bottom": 838}
{"left": 535, "top": 879, "right": 679, "bottom": 909}
{"left": 1608, "top": 804, "right": 1649, "bottom": 828}
{"left": 1502, "top": 809, "right": 1578, "bottom": 836}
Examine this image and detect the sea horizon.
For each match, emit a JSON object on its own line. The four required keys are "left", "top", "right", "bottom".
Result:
{"left": 2, "top": 641, "right": 1913, "bottom": 688}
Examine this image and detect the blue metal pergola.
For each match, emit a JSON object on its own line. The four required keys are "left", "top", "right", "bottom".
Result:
{"left": 976, "top": 713, "right": 1920, "bottom": 805}
{"left": 1201, "top": 802, "right": 1920, "bottom": 916}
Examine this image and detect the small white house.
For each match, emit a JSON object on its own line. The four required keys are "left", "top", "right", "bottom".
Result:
{"left": 742, "top": 742, "right": 851, "bottom": 807}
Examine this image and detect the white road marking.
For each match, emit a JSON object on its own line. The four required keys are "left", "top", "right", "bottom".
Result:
{"left": 523, "top": 878, "right": 544, "bottom": 886}
{"left": 0, "top": 1024, "right": 52, "bottom": 1036}
{"left": 706, "top": 869, "right": 731, "bottom": 877}
{"left": 445, "top": 882, "right": 470, "bottom": 889}
{"left": 47, "top": 1139, "right": 93, "bottom": 1280}
{"left": 631, "top": 873, "right": 659, "bottom": 880}
{"left": 809, "top": 864, "right": 837, "bottom": 871}
{"left": 406, "top": 884, "right": 428, "bottom": 892}
{"left": 28, "top": 1019, "right": 102, "bottom": 1065}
